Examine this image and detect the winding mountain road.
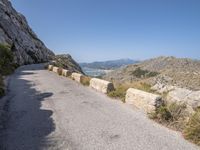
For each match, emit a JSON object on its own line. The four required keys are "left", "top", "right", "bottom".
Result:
{"left": 0, "top": 64, "right": 199, "bottom": 150}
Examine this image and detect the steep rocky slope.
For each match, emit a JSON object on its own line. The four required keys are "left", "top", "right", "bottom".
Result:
{"left": 0, "top": 0, "right": 54, "bottom": 65}
{"left": 0, "top": 0, "right": 83, "bottom": 74}
{"left": 104, "top": 56, "right": 200, "bottom": 90}
{"left": 53, "top": 54, "right": 84, "bottom": 74}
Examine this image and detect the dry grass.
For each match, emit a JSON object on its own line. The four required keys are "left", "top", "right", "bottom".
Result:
{"left": 108, "top": 85, "right": 128, "bottom": 102}
{"left": 57, "top": 68, "right": 63, "bottom": 76}
{"left": 183, "top": 108, "right": 200, "bottom": 146}
{"left": 150, "top": 101, "right": 200, "bottom": 146}
{"left": 80, "top": 76, "right": 91, "bottom": 86}
{"left": 108, "top": 81, "right": 154, "bottom": 102}
{"left": 149, "top": 102, "right": 188, "bottom": 131}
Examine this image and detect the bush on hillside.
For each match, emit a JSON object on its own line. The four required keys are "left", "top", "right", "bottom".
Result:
{"left": 131, "top": 67, "right": 159, "bottom": 78}
{"left": 183, "top": 108, "right": 200, "bottom": 146}
{"left": 80, "top": 76, "right": 91, "bottom": 86}
{"left": 149, "top": 102, "right": 188, "bottom": 130}
{"left": 108, "top": 84, "right": 128, "bottom": 102}
{"left": 108, "top": 82, "right": 154, "bottom": 102}
{"left": 0, "top": 44, "right": 16, "bottom": 75}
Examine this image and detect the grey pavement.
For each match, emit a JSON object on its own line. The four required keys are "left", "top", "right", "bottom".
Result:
{"left": 1, "top": 64, "right": 199, "bottom": 150}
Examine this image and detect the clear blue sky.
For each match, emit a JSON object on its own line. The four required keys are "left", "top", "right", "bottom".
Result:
{"left": 12, "top": 0, "right": 200, "bottom": 62}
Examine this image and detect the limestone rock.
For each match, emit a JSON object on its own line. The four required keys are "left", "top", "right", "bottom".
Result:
{"left": 0, "top": 0, "right": 54, "bottom": 65}
{"left": 167, "top": 88, "right": 200, "bottom": 113}
{"left": 52, "top": 54, "right": 83, "bottom": 74}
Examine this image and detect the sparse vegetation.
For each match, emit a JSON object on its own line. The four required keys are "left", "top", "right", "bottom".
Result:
{"left": 132, "top": 82, "right": 155, "bottom": 93}
{"left": 57, "top": 68, "right": 63, "bottom": 76}
{"left": 150, "top": 101, "right": 200, "bottom": 146}
{"left": 108, "top": 84, "right": 128, "bottom": 102}
{"left": 0, "top": 44, "right": 16, "bottom": 75}
{"left": 108, "top": 82, "right": 154, "bottom": 102}
{"left": 150, "top": 102, "right": 188, "bottom": 131}
{"left": 131, "top": 67, "right": 159, "bottom": 78}
{"left": 0, "top": 44, "right": 16, "bottom": 97}
{"left": 80, "top": 76, "right": 91, "bottom": 86}
{"left": 183, "top": 108, "right": 200, "bottom": 146}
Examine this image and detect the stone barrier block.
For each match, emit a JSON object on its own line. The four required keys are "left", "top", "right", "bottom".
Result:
{"left": 62, "top": 69, "right": 72, "bottom": 77}
{"left": 52, "top": 66, "right": 59, "bottom": 73}
{"left": 125, "top": 88, "right": 162, "bottom": 113}
{"left": 90, "top": 78, "right": 114, "bottom": 94}
{"left": 71, "top": 73, "right": 84, "bottom": 82}
{"left": 48, "top": 65, "right": 53, "bottom": 71}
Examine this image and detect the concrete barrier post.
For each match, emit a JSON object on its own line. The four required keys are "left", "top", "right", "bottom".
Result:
{"left": 125, "top": 88, "right": 163, "bottom": 113}
{"left": 52, "top": 66, "right": 59, "bottom": 73}
{"left": 62, "top": 69, "right": 72, "bottom": 77}
{"left": 89, "top": 78, "right": 114, "bottom": 94}
{"left": 48, "top": 65, "right": 53, "bottom": 71}
{"left": 71, "top": 73, "right": 84, "bottom": 82}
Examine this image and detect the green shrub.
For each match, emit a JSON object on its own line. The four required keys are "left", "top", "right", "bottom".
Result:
{"left": 0, "top": 44, "right": 15, "bottom": 75}
{"left": 150, "top": 102, "right": 188, "bottom": 131}
{"left": 153, "top": 105, "right": 172, "bottom": 121}
{"left": 146, "top": 71, "right": 159, "bottom": 78}
{"left": 108, "top": 85, "right": 128, "bottom": 102}
{"left": 131, "top": 67, "right": 159, "bottom": 78}
{"left": 80, "top": 76, "right": 91, "bottom": 86}
{"left": 184, "top": 109, "right": 200, "bottom": 146}
{"left": 131, "top": 67, "right": 148, "bottom": 78}
{"left": 108, "top": 82, "right": 154, "bottom": 102}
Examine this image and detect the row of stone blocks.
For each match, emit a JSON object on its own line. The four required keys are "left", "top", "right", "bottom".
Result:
{"left": 48, "top": 65, "right": 162, "bottom": 113}
{"left": 48, "top": 65, "right": 114, "bottom": 94}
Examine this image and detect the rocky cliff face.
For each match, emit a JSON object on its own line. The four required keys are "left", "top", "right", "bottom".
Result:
{"left": 0, "top": 0, "right": 54, "bottom": 65}
{"left": 53, "top": 54, "right": 84, "bottom": 74}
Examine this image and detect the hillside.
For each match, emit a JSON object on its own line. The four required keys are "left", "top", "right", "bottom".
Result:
{"left": 104, "top": 56, "right": 200, "bottom": 91}
{"left": 80, "top": 59, "right": 138, "bottom": 70}
{"left": 0, "top": 0, "right": 83, "bottom": 96}
{"left": 53, "top": 54, "right": 84, "bottom": 74}
{"left": 0, "top": 0, "right": 54, "bottom": 65}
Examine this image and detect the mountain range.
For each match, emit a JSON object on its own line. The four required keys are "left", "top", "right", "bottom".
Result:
{"left": 80, "top": 59, "right": 139, "bottom": 70}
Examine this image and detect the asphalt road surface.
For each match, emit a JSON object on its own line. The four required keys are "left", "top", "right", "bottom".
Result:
{"left": 0, "top": 64, "right": 199, "bottom": 150}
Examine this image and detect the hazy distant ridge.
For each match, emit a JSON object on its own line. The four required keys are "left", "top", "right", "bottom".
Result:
{"left": 80, "top": 59, "right": 138, "bottom": 70}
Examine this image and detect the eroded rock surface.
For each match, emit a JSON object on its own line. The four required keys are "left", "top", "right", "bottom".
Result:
{"left": 0, "top": 0, "right": 54, "bottom": 65}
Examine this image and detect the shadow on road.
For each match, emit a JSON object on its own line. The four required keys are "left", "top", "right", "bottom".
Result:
{"left": 0, "top": 65, "right": 56, "bottom": 150}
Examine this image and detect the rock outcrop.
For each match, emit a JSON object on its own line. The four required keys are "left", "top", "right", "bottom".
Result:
{"left": 167, "top": 88, "right": 200, "bottom": 113}
{"left": 0, "top": 0, "right": 54, "bottom": 65}
{"left": 52, "top": 54, "right": 84, "bottom": 74}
